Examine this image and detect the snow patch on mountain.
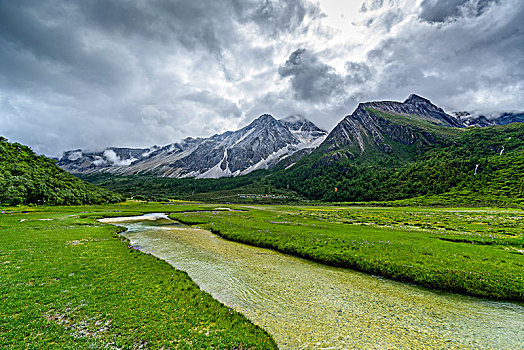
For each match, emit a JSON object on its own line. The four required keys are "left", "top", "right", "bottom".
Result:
{"left": 233, "top": 128, "right": 255, "bottom": 146}
{"left": 239, "top": 145, "right": 293, "bottom": 175}
{"left": 196, "top": 149, "right": 233, "bottom": 179}
{"left": 58, "top": 114, "right": 328, "bottom": 178}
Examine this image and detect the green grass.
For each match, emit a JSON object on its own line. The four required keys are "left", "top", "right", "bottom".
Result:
{"left": 3, "top": 201, "right": 523, "bottom": 349}
{"left": 169, "top": 205, "right": 524, "bottom": 301}
{"left": 365, "top": 108, "right": 465, "bottom": 138}
{"left": 0, "top": 202, "right": 277, "bottom": 349}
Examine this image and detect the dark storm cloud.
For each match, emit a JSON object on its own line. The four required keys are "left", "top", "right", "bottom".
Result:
{"left": 278, "top": 48, "right": 373, "bottom": 103}
{"left": 0, "top": 0, "right": 322, "bottom": 155}
{"left": 278, "top": 48, "right": 346, "bottom": 101}
{"left": 418, "top": 0, "right": 498, "bottom": 22}
{"left": 76, "top": 0, "right": 322, "bottom": 53}
{"left": 365, "top": 0, "right": 524, "bottom": 110}
{"left": 0, "top": 2, "right": 132, "bottom": 94}
{"left": 81, "top": 1, "right": 229, "bottom": 58}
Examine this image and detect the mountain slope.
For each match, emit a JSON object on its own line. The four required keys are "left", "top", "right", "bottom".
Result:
{"left": 0, "top": 137, "right": 124, "bottom": 205}
{"left": 270, "top": 95, "right": 524, "bottom": 203}
{"left": 322, "top": 94, "right": 463, "bottom": 157}
{"left": 59, "top": 114, "right": 327, "bottom": 178}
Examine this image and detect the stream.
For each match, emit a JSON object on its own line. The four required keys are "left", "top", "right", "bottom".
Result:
{"left": 100, "top": 213, "right": 524, "bottom": 349}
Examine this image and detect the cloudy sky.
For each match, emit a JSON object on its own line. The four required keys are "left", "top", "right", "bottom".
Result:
{"left": 1, "top": 0, "right": 522, "bottom": 156}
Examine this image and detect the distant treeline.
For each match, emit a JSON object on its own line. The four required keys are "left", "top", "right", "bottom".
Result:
{"left": 80, "top": 170, "right": 275, "bottom": 202}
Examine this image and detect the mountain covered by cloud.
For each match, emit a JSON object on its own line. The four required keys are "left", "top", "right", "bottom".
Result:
{"left": 58, "top": 114, "right": 327, "bottom": 178}
{"left": 1, "top": 0, "right": 522, "bottom": 156}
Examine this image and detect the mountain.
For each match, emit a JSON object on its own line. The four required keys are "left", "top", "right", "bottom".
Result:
{"left": 58, "top": 114, "right": 327, "bottom": 178}
{"left": 60, "top": 146, "right": 161, "bottom": 173}
{"left": 454, "top": 111, "right": 524, "bottom": 127}
{"left": 72, "top": 94, "right": 523, "bottom": 205}
{"left": 321, "top": 94, "right": 463, "bottom": 159}
{"left": 270, "top": 95, "right": 524, "bottom": 204}
{"left": 0, "top": 137, "right": 124, "bottom": 205}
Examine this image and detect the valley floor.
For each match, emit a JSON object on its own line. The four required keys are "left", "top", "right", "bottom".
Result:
{"left": 170, "top": 204, "right": 524, "bottom": 301}
{"left": 0, "top": 202, "right": 276, "bottom": 349}
{"left": 1, "top": 201, "right": 523, "bottom": 348}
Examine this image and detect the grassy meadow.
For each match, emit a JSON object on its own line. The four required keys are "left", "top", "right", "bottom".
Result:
{"left": 0, "top": 202, "right": 277, "bottom": 349}
{"left": 169, "top": 205, "right": 524, "bottom": 301}
{"left": 1, "top": 201, "right": 523, "bottom": 349}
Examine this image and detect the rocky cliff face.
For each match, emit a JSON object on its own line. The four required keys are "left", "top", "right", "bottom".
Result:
{"left": 58, "top": 114, "right": 327, "bottom": 178}
{"left": 322, "top": 94, "right": 459, "bottom": 156}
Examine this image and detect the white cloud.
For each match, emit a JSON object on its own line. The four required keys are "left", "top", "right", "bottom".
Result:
{"left": 67, "top": 151, "right": 83, "bottom": 161}
{"left": 103, "top": 150, "right": 136, "bottom": 166}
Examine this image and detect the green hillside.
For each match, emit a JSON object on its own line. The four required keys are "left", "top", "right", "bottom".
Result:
{"left": 0, "top": 137, "right": 124, "bottom": 205}
{"left": 76, "top": 112, "right": 524, "bottom": 207}
{"left": 270, "top": 119, "right": 524, "bottom": 205}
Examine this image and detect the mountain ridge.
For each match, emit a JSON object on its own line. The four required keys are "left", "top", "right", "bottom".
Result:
{"left": 270, "top": 95, "right": 524, "bottom": 203}
{"left": 320, "top": 94, "right": 463, "bottom": 160}
{"left": 59, "top": 94, "right": 524, "bottom": 204}
{"left": 454, "top": 111, "right": 524, "bottom": 127}
{"left": 58, "top": 114, "right": 328, "bottom": 178}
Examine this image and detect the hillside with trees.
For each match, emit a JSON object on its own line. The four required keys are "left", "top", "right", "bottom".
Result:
{"left": 0, "top": 137, "right": 124, "bottom": 205}
{"left": 269, "top": 121, "right": 524, "bottom": 205}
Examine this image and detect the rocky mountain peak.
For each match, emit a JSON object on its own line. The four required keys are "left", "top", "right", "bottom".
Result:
{"left": 404, "top": 94, "right": 432, "bottom": 105}
{"left": 251, "top": 113, "right": 276, "bottom": 124}
{"left": 279, "top": 115, "right": 326, "bottom": 134}
{"left": 59, "top": 113, "right": 326, "bottom": 179}
{"left": 323, "top": 94, "right": 465, "bottom": 154}
{"left": 358, "top": 94, "right": 462, "bottom": 127}
{"left": 246, "top": 114, "right": 283, "bottom": 131}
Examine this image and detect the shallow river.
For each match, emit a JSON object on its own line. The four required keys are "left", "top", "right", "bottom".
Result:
{"left": 101, "top": 213, "right": 524, "bottom": 349}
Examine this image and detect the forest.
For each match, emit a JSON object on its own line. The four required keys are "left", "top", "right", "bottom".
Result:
{"left": 0, "top": 137, "right": 124, "bottom": 205}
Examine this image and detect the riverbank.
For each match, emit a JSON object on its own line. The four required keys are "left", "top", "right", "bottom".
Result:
{"left": 0, "top": 203, "right": 277, "bottom": 349}
{"left": 106, "top": 213, "right": 524, "bottom": 349}
{"left": 169, "top": 205, "right": 524, "bottom": 301}
{"left": 2, "top": 201, "right": 522, "bottom": 348}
